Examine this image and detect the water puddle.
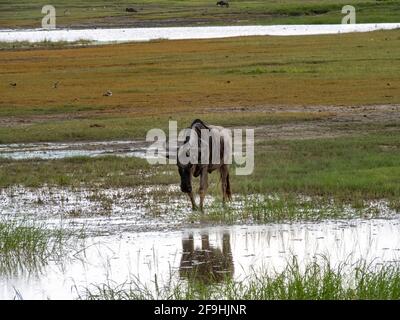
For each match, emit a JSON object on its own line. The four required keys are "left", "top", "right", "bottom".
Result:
{"left": 1, "top": 219, "right": 399, "bottom": 299}
{"left": 1, "top": 24, "right": 400, "bottom": 43}
{"left": 0, "top": 140, "right": 152, "bottom": 160}
{"left": 0, "top": 186, "right": 190, "bottom": 234}
{"left": 0, "top": 186, "right": 397, "bottom": 234}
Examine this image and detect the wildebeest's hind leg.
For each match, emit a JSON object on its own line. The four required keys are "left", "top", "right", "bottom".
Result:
{"left": 220, "top": 165, "right": 232, "bottom": 205}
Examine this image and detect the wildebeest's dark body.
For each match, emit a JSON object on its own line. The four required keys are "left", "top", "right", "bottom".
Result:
{"left": 177, "top": 119, "right": 232, "bottom": 212}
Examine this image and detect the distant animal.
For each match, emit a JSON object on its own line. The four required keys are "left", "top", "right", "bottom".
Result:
{"left": 103, "top": 90, "right": 112, "bottom": 97}
{"left": 176, "top": 119, "right": 232, "bottom": 212}
{"left": 125, "top": 7, "right": 137, "bottom": 13}
{"left": 53, "top": 81, "right": 60, "bottom": 89}
{"left": 9, "top": 82, "right": 16, "bottom": 87}
{"left": 216, "top": 1, "right": 229, "bottom": 7}
{"left": 89, "top": 123, "right": 105, "bottom": 128}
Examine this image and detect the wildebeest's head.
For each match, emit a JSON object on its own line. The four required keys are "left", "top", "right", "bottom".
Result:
{"left": 176, "top": 121, "right": 206, "bottom": 194}
{"left": 177, "top": 161, "right": 192, "bottom": 193}
{"left": 177, "top": 131, "right": 194, "bottom": 193}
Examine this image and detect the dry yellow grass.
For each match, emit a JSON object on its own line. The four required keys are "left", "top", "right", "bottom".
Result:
{"left": 0, "top": 30, "right": 399, "bottom": 121}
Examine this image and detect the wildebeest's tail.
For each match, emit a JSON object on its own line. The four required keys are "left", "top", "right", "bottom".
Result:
{"left": 226, "top": 172, "right": 232, "bottom": 201}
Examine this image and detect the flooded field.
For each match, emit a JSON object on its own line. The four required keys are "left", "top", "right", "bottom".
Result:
{"left": 0, "top": 186, "right": 191, "bottom": 233}
{"left": 1, "top": 186, "right": 397, "bottom": 232}
{"left": 0, "top": 141, "right": 149, "bottom": 160}
{"left": 0, "top": 185, "right": 399, "bottom": 299}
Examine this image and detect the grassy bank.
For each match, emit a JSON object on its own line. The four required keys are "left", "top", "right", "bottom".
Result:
{"left": 83, "top": 259, "right": 400, "bottom": 300}
{"left": 1, "top": 0, "right": 399, "bottom": 29}
{"left": 234, "top": 131, "right": 400, "bottom": 199}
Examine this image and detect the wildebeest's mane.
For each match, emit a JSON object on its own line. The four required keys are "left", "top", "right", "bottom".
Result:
{"left": 190, "top": 119, "right": 209, "bottom": 129}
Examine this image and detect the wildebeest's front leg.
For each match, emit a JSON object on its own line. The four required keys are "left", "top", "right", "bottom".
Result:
{"left": 188, "top": 192, "right": 198, "bottom": 211}
{"left": 199, "top": 167, "right": 209, "bottom": 212}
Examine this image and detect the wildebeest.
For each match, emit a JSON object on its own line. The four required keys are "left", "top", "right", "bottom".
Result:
{"left": 177, "top": 119, "right": 232, "bottom": 212}
{"left": 125, "top": 7, "right": 137, "bottom": 13}
{"left": 216, "top": 1, "right": 229, "bottom": 8}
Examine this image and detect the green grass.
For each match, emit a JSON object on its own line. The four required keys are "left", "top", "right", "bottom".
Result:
{"left": 0, "top": 218, "right": 78, "bottom": 276}
{"left": 232, "top": 130, "right": 400, "bottom": 201}
{"left": 1, "top": 0, "right": 399, "bottom": 28}
{"left": 82, "top": 258, "right": 400, "bottom": 300}
{"left": 0, "top": 156, "right": 155, "bottom": 188}
{"left": 197, "top": 194, "right": 387, "bottom": 224}
{"left": 0, "top": 111, "right": 328, "bottom": 144}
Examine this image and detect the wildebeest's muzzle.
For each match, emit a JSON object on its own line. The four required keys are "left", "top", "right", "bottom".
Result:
{"left": 178, "top": 166, "right": 192, "bottom": 193}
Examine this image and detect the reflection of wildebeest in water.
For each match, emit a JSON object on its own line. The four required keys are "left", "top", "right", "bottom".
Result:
{"left": 177, "top": 119, "right": 232, "bottom": 212}
{"left": 179, "top": 233, "right": 234, "bottom": 284}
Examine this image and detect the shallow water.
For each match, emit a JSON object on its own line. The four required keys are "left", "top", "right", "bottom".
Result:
{"left": 0, "top": 186, "right": 191, "bottom": 234}
{"left": 1, "top": 219, "right": 399, "bottom": 300}
{"left": 1, "top": 24, "right": 400, "bottom": 43}
{"left": 1, "top": 186, "right": 399, "bottom": 299}
{"left": 0, "top": 140, "right": 150, "bottom": 160}
{"left": 1, "top": 186, "right": 395, "bottom": 234}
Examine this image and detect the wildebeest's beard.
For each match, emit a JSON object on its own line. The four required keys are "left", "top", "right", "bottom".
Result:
{"left": 178, "top": 164, "right": 192, "bottom": 193}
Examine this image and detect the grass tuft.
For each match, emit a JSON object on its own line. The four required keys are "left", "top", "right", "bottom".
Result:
{"left": 0, "top": 218, "right": 79, "bottom": 276}
{"left": 82, "top": 258, "right": 400, "bottom": 300}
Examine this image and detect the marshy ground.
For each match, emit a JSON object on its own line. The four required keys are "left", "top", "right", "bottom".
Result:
{"left": 0, "top": 29, "right": 399, "bottom": 299}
